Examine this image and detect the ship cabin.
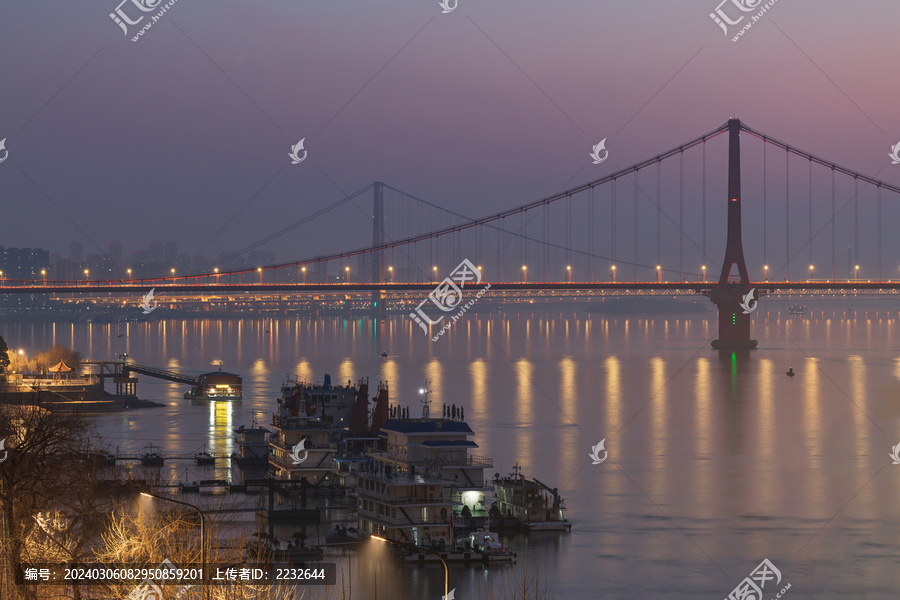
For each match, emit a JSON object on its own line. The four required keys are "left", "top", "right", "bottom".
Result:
{"left": 187, "top": 371, "right": 242, "bottom": 399}
{"left": 233, "top": 424, "right": 270, "bottom": 466}
{"left": 268, "top": 412, "right": 337, "bottom": 484}
{"left": 367, "top": 412, "right": 492, "bottom": 529}
{"left": 356, "top": 465, "right": 454, "bottom": 549}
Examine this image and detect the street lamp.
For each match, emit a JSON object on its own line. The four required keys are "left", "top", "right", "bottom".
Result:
{"left": 84, "top": 269, "right": 89, "bottom": 282}
{"left": 855, "top": 265, "right": 859, "bottom": 281}
{"left": 388, "top": 266, "right": 394, "bottom": 282}
{"left": 301, "top": 266, "right": 307, "bottom": 283}
{"left": 257, "top": 267, "right": 263, "bottom": 284}
{"left": 41, "top": 269, "right": 46, "bottom": 284}
{"left": 566, "top": 265, "right": 571, "bottom": 283}
{"left": 656, "top": 265, "right": 661, "bottom": 283}
{"left": 521, "top": 265, "right": 527, "bottom": 282}
{"left": 0, "top": 271, "right": 3, "bottom": 286}
{"left": 764, "top": 265, "right": 768, "bottom": 281}
{"left": 433, "top": 266, "right": 438, "bottom": 282}
{"left": 371, "top": 536, "right": 448, "bottom": 599}
{"left": 808, "top": 264, "right": 814, "bottom": 282}
{"left": 127, "top": 268, "right": 132, "bottom": 281}
{"left": 345, "top": 266, "right": 350, "bottom": 283}
{"left": 611, "top": 265, "right": 616, "bottom": 283}
{"left": 702, "top": 265, "right": 707, "bottom": 282}
{"left": 140, "top": 492, "right": 206, "bottom": 599}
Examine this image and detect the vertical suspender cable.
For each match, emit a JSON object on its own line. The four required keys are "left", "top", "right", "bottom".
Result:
{"left": 854, "top": 177, "right": 859, "bottom": 268}
{"left": 634, "top": 170, "right": 639, "bottom": 281}
{"left": 786, "top": 149, "right": 790, "bottom": 281}
{"left": 657, "top": 161, "right": 661, "bottom": 270}
{"left": 702, "top": 142, "right": 706, "bottom": 262}
{"left": 809, "top": 159, "right": 813, "bottom": 273}
{"left": 831, "top": 168, "right": 835, "bottom": 282}
{"left": 877, "top": 185, "right": 882, "bottom": 281}
{"left": 612, "top": 178, "right": 617, "bottom": 270}
{"left": 763, "top": 140, "right": 767, "bottom": 271}
{"left": 589, "top": 187, "right": 594, "bottom": 282}
{"left": 679, "top": 152, "right": 684, "bottom": 281}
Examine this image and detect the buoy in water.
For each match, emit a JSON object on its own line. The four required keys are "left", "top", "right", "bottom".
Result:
{"left": 786, "top": 367, "right": 795, "bottom": 377}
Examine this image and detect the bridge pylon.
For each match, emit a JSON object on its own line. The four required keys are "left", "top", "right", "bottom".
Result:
{"left": 709, "top": 119, "right": 758, "bottom": 350}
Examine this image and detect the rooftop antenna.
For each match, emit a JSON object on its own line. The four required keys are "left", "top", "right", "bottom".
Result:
{"left": 418, "top": 380, "right": 432, "bottom": 419}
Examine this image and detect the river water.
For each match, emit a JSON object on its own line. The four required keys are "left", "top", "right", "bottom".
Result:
{"left": 3, "top": 301, "right": 900, "bottom": 599}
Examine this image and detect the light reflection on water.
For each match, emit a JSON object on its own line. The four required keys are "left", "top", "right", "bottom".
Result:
{"left": 3, "top": 309, "right": 900, "bottom": 598}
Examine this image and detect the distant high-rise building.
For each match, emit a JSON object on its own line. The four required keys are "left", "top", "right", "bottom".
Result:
{"left": 0, "top": 246, "right": 50, "bottom": 279}
{"left": 248, "top": 251, "right": 276, "bottom": 268}
{"left": 164, "top": 242, "right": 178, "bottom": 264}
{"left": 149, "top": 241, "right": 163, "bottom": 262}
{"left": 108, "top": 240, "right": 123, "bottom": 264}
{"left": 69, "top": 241, "right": 83, "bottom": 263}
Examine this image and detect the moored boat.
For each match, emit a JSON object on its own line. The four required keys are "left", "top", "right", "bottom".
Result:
{"left": 492, "top": 464, "right": 572, "bottom": 531}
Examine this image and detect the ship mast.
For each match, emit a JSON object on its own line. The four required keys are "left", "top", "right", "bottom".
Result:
{"left": 418, "top": 380, "right": 432, "bottom": 419}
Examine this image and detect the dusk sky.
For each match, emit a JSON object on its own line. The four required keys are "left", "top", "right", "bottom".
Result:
{"left": 1, "top": 1, "right": 898, "bottom": 269}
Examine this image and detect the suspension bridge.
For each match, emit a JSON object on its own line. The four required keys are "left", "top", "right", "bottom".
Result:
{"left": 4, "top": 119, "right": 900, "bottom": 348}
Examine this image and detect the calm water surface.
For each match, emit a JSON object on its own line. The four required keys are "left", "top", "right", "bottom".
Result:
{"left": 4, "top": 304, "right": 900, "bottom": 599}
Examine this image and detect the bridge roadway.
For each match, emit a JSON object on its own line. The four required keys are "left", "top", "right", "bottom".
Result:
{"left": 2, "top": 281, "right": 900, "bottom": 294}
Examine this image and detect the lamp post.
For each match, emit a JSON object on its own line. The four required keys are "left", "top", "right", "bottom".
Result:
{"left": 84, "top": 269, "right": 90, "bottom": 282}
{"left": 433, "top": 266, "right": 438, "bottom": 282}
{"left": 656, "top": 265, "right": 661, "bottom": 283}
{"left": 127, "top": 268, "right": 132, "bottom": 282}
{"left": 808, "top": 265, "right": 814, "bottom": 282}
{"left": 611, "top": 265, "right": 616, "bottom": 283}
{"left": 388, "top": 266, "right": 393, "bottom": 282}
{"left": 371, "top": 536, "right": 448, "bottom": 599}
{"left": 522, "top": 265, "right": 527, "bottom": 282}
{"left": 301, "top": 266, "right": 307, "bottom": 284}
{"left": 764, "top": 265, "right": 768, "bottom": 282}
{"left": 256, "top": 267, "right": 262, "bottom": 284}
{"left": 41, "top": 269, "right": 46, "bottom": 285}
{"left": 0, "top": 271, "right": 3, "bottom": 286}
{"left": 566, "top": 265, "right": 571, "bottom": 283}
{"left": 140, "top": 492, "right": 206, "bottom": 599}
{"left": 702, "top": 265, "right": 707, "bottom": 282}
{"left": 345, "top": 266, "right": 350, "bottom": 283}
{"left": 855, "top": 265, "right": 859, "bottom": 281}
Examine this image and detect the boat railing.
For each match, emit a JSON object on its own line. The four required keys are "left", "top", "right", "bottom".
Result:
{"left": 357, "top": 508, "right": 453, "bottom": 525}
{"left": 366, "top": 450, "right": 494, "bottom": 468}
{"left": 356, "top": 491, "right": 451, "bottom": 506}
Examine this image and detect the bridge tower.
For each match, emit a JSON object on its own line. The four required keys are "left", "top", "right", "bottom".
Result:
{"left": 709, "top": 119, "right": 758, "bottom": 350}
{"left": 372, "top": 182, "right": 385, "bottom": 316}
